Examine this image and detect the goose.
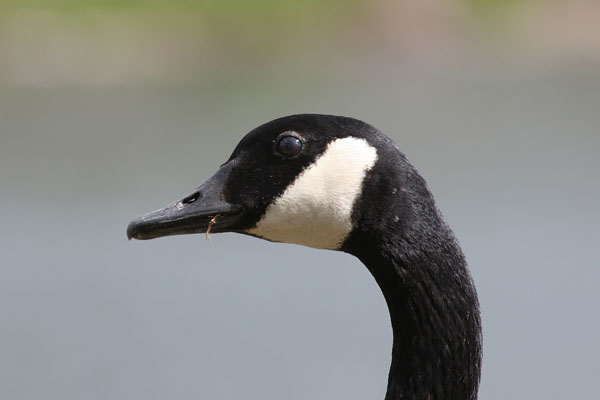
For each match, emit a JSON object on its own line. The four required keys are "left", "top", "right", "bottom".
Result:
{"left": 127, "top": 114, "right": 482, "bottom": 399}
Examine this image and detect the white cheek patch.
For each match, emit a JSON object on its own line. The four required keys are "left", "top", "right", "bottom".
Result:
{"left": 248, "top": 137, "right": 378, "bottom": 250}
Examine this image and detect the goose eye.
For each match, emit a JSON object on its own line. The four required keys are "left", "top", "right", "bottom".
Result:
{"left": 277, "top": 136, "right": 303, "bottom": 157}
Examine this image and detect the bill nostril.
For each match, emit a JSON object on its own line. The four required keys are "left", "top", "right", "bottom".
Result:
{"left": 182, "top": 191, "right": 201, "bottom": 205}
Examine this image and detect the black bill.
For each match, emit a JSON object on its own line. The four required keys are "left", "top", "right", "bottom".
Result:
{"left": 127, "top": 162, "right": 242, "bottom": 240}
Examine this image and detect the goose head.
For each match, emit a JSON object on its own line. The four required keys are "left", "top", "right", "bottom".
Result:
{"left": 128, "top": 114, "right": 398, "bottom": 251}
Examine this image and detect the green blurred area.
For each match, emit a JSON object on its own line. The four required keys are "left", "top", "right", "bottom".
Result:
{"left": 1, "top": 0, "right": 597, "bottom": 86}
{"left": 2, "top": 0, "right": 359, "bottom": 15}
{"left": 1, "top": 0, "right": 526, "bottom": 15}
{"left": 463, "top": 0, "right": 526, "bottom": 13}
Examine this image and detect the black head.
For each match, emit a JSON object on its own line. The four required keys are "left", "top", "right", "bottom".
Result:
{"left": 127, "top": 114, "right": 419, "bottom": 251}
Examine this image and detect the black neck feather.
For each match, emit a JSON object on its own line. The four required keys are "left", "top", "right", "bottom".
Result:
{"left": 345, "top": 232, "right": 482, "bottom": 399}
{"left": 342, "top": 155, "right": 482, "bottom": 399}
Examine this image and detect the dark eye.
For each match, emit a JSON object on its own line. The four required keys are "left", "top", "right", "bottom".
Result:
{"left": 277, "top": 136, "right": 303, "bottom": 157}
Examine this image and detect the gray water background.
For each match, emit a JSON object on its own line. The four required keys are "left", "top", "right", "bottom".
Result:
{"left": 1, "top": 69, "right": 599, "bottom": 399}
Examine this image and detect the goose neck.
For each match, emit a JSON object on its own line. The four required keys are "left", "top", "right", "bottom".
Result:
{"left": 344, "top": 235, "right": 482, "bottom": 400}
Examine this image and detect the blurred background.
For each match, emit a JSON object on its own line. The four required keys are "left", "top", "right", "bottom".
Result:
{"left": 1, "top": 1, "right": 599, "bottom": 399}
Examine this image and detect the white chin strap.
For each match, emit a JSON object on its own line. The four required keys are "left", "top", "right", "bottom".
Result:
{"left": 248, "top": 137, "right": 378, "bottom": 250}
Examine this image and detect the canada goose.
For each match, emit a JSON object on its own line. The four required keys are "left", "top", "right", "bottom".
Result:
{"left": 127, "top": 114, "right": 482, "bottom": 399}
